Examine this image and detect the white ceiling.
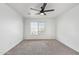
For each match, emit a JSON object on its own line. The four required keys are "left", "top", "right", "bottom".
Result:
{"left": 7, "top": 3, "right": 79, "bottom": 18}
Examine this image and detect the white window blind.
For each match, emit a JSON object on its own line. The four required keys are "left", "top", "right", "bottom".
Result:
{"left": 30, "top": 21, "right": 45, "bottom": 35}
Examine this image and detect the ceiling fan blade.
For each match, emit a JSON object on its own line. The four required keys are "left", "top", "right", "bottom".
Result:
{"left": 44, "top": 9, "right": 55, "bottom": 12}
{"left": 43, "top": 13, "right": 46, "bottom": 15}
{"left": 42, "top": 3, "right": 47, "bottom": 8}
{"left": 41, "top": 3, "right": 47, "bottom": 11}
{"left": 35, "top": 13, "right": 41, "bottom": 15}
{"left": 30, "top": 8, "right": 40, "bottom": 11}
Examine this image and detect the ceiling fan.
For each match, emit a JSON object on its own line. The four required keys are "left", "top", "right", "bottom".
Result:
{"left": 30, "top": 3, "right": 55, "bottom": 15}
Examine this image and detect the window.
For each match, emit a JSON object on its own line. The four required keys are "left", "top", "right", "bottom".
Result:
{"left": 38, "top": 22, "right": 45, "bottom": 34}
{"left": 31, "top": 22, "right": 38, "bottom": 35}
{"left": 30, "top": 21, "right": 45, "bottom": 35}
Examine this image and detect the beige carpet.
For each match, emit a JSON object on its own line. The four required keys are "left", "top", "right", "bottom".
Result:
{"left": 5, "top": 39, "right": 79, "bottom": 55}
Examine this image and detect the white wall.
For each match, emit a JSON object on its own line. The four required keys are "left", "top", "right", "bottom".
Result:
{"left": 56, "top": 5, "right": 79, "bottom": 52}
{"left": 0, "top": 4, "right": 23, "bottom": 54}
{"left": 24, "top": 18, "right": 56, "bottom": 39}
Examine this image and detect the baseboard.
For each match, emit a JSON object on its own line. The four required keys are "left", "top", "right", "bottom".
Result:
{"left": 24, "top": 39, "right": 56, "bottom": 41}
{"left": 56, "top": 39, "right": 79, "bottom": 53}
{"left": 0, "top": 39, "right": 23, "bottom": 55}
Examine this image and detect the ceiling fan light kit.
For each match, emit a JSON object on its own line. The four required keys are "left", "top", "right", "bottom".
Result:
{"left": 40, "top": 13, "right": 44, "bottom": 15}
